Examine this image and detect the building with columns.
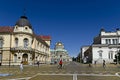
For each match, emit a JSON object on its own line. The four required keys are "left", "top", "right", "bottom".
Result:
{"left": 50, "top": 42, "right": 72, "bottom": 63}
{"left": 0, "top": 16, "right": 51, "bottom": 65}
{"left": 81, "top": 28, "right": 120, "bottom": 64}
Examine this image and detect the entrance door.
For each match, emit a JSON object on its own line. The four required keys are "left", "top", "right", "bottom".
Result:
{"left": 22, "top": 53, "right": 28, "bottom": 65}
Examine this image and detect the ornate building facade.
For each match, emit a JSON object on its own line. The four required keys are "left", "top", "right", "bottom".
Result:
{"left": 0, "top": 16, "right": 51, "bottom": 65}
{"left": 50, "top": 42, "right": 72, "bottom": 63}
{"left": 81, "top": 28, "right": 120, "bottom": 64}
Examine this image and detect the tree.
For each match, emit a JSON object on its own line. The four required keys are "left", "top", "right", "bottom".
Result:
{"left": 72, "top": 57, "right": 76, "bottom": 61}
{"left": 114, "top": 52, "right": 120, "bottom": 64}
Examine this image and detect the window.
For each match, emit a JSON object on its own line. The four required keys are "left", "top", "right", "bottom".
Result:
{"left": 108, "top": 51, "right": 113, "bottom": 59}
{"left": 14, "top": 54, "right": 17, "bottom": 62}
{"left": 112, "top": 39, "right": 117, "bottom": 44}
{"left": 16, "top": 26, "right": 18, "bottom": 29}
{"left": 98, "top": 50, "right": 103, "bottom": 58}
{"left": 24, "top": 38, "right": 29, "bottom": 48}
{"left": 18, "top": 57, "right": 20, "bottom": 59}
{"left": 25, "top": 27, "right": 28, "bottom": 30}
{"left": 0, "top": 39, "right": 3, "bottom": 48}
{"left": 105, "top": 39, "right": 111, "bottom": 44}
{"left": 15, "top": 38, "right": 18, "bottom": 47}
{"left": 99, "top": 53, "right": 102, "bottom": 58}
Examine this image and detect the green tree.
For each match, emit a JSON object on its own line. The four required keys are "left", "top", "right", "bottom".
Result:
{"left": 114, "top": 52, "right": 120, "bottom": 64}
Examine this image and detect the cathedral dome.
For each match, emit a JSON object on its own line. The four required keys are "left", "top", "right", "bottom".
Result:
{"left": 55, "top": 42, "right": 64, "bottom": 49}
{"left": 15, "top": 16, "right": 32, "bottom": 29}
{"left": 56, "top": 42, "right": 63, "bottom": 46}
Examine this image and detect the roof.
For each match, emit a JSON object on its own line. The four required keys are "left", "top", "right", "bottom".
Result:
{"left": 15, "top": 16, "right": 32, "bottom": 29}
{"left": 56, "top": 42, "right": 63, "bottom": 46}
{"left": 38, "top": 35, "right": 51, "bottom": 41}
{"left": 0, "top": 26, "right": 13, "bottom": 33}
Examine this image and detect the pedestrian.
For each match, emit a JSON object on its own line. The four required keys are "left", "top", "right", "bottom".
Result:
{"left": 37, "top": 61, "right": 40, "bottom": 67}
{"left": 59, "top": 59, "right": 63, "bottom": 69}
{"left": 88, "top": 60, "right": 91, "bottom": 67}
{"left": 103, "top": 60, "right": 106, "bottom": 68}
{"left": 94, "top": 61, "right": 97, "bottom": 66}
{"left": 20, "top": 61, "right": 23, "bottom": 72}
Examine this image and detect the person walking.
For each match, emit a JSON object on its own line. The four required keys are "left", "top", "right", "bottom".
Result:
{"left": 94, "top": 61, "right": 97, "bottom": 67}
{"left": 59, "top": 59, "right": 63, "bottom": 69}
{"left": 37, "top": 61, "right": 40, "bottom": 67}
{"left": 103, "top": 60, "right": 106, "bottom": 68}
{"left": 20, "top": 61, "right": 23, "bottom": 72}
{"left": 88, "top": 60, "right": 91, "bottom": 67}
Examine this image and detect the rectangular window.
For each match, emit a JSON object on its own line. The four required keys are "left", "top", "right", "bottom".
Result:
{"left": 108, "top": 53, "right": 110, "bottom": 59}
{"left": 111, "top": 53, "right": 113, "bottom": 59}
{"left": 0, "top": 40, "right": 3, "bottom": 48}
{"left": 24, "top": 40, "right": 28, "bottom": 48}
{"left": 108, "top": 39, "right": 111, "bottom": 44}
{"left": 15, "top": 40, "right": 18, "bottom": 47}
{"left": 99, "top": 53, "right": 102, "bottom": 58}
{"left": 108, "top": 52, "right": 113, "bottom": 59}
{"left": 105, "top": 39, "right": 108, "bottom": 44}
{"left": 113, "top": 39, "right": 117, "bottom": 44}
{"left": 106, "top": 39, "right": 111, "bottom": 44}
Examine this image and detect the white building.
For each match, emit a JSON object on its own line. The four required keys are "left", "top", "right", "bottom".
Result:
{"left": 81, "top": 28, "right": 120, "bottom": 64}
{"left": 80, "top": 46, "right": 90, "bottom": 63}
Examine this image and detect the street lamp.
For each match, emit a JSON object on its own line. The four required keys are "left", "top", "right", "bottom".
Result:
{"left": 116, "top": 29, "right": 119, "bottom": 64}
{"left": 116, "top": 53, "right": 119, "bottom": 64}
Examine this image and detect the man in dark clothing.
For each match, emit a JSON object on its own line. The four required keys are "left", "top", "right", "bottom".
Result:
{"left": 103, "top": 60, "right": 106, "bottom": 68}
{"left": 37, "top": 61, "right": 40, "bottom": 67}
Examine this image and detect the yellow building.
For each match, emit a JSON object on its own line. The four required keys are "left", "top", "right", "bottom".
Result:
{"left": 0, "top": 16, "right": 51, "bottom": 66}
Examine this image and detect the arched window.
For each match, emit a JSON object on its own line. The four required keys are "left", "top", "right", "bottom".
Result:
{"left": 14, "top": 54, "right": 17, "bottom": 62}
{"left": 0, "top": 38, "right": 3, "bottom": 48}
{"left": 24, "top": 38, "right": 29, "bottom": 48}
{"left": 15, "top": 38, "right": 18, "bottom": 47}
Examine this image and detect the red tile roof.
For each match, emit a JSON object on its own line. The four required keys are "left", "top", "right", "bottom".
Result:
{"left": 0, "top": 27, "right": 51, "bottom": 41}
{"left": 0, "top": 26, "right": 13, "bottom": 33}
{"left": 38, "top": 35, "right": 51, "bottom": 41}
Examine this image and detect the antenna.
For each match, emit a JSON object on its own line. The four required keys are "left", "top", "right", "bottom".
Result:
{"left": 23, "top": 8, "right": 26, "bottom": 16}
{"left": 23, "top": 0, "right": 27, "bottom": 16}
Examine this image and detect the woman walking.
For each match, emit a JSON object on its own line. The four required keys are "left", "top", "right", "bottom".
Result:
{"left": 20, "top": 61, "right": 23, "bottom": 72}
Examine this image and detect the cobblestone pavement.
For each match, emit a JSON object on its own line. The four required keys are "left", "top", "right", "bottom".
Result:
{"left": 0, "top": 62, "right": 120, "bottom": 80}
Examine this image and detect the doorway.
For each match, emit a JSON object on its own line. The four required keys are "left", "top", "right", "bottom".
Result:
{"left": 22, "top": 53, "right": 28, "bottom": 65}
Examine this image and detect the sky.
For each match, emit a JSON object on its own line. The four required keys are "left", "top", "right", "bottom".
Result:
{"left": 1, "top": 0, "right": 120, "bottom": 57}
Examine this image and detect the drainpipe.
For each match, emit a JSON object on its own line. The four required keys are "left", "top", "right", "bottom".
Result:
{"left": 9, "top": 34, "right": 12, "bottom": 67}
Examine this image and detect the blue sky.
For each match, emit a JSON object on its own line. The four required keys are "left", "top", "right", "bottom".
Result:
{"left": 1, "top": 0, "right": 120, "bottom": 57}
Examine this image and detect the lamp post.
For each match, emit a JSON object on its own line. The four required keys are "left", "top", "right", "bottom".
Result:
{"left": 116, "top": 54, "right": 119, "bottom": 64}
{"left": 116, "top": 29, "right": 119, "bottom": 65}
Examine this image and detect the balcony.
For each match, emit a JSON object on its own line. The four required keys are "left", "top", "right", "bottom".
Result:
{"left": 10, "top": 47, "right": 34, "bottom": 52}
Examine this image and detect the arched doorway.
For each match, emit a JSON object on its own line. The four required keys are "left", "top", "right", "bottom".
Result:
{"left": 22, "top": 53, "right": 28, "bottom": 65}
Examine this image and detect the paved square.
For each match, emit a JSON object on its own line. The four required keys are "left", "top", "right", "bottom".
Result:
{"left": 0, "top": 62, "right": 120, "bottom": 80}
